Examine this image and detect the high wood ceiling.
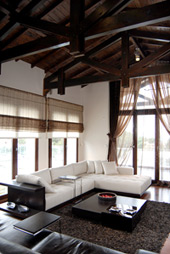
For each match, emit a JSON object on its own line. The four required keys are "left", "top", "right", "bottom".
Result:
{"left": 0, "top": 0, "right": 170, "bottom": 95}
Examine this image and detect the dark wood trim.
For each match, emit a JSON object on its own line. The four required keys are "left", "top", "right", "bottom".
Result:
{"left": 12, "top": 139, "right": 18, "bottom": 179}
{"left": 0, "top": 194, "right": 8, "bottom": 203}
{"left": 155, "top": 78, "right": 160, "bottom": 182}
{"left": 64, "top": 138, "right": 67, "bottom": 165}
{"left": 76, "top": 138, "right": 79, "bottom": 162}
{"left": 35, "top": 138, "right": 38, "bottom": 171}
{"left": 48, "top": 138, "right": 52, "bottom": 168}
{"left": 133, "top": 115, "right": 137, "bottom": 175}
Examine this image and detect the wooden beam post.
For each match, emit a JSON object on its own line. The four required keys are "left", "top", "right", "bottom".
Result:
{"left": 121, "top": 32, "right": 129, "bottom": 88}
{"left": 70, "top": 0, "right": 85, "bottom": 56}
{"left": 58, "top": 68, "right": 65, "bottom": 95}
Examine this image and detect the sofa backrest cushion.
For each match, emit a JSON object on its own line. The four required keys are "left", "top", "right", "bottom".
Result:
{"left": 102, "top": 161, "right": 119, "bottom": 175}
{"left": 37, "top": 177, "right": 56, "bottom": 193}
{"left": 87, "top": 161, "right": 95, "bottom": 173}
{"left": 50, "top": 164, "right": 74, "bottom": 182}
{"left": 32, "top": 168, "right": 51, "bottom": 184}
{"left": 94, "top": 160, "right": 104, "bottom": 174}
{"left": 16, "top": 174, "right": 40, "bottom": 185}
{"left": 73, "top": 161, "right": 87, "bottom": 175}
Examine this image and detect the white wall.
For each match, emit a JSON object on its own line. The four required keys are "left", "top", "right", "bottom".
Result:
{"left": 80, "top": 82, "right": 109, "bottom": 161}
{"left": 0, "top": 60, "right": 110, "bottom": 166}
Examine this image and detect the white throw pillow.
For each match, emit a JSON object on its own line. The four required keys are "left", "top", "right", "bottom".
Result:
{"left": 16, "top": 174, "right": 40, "bottom": 185}
{"left": 102, "top": 161, "right": 118, "bottom": 175}
{"left": 94, "top": 160, "right": 103, "bottom": 174}
{"left": 87, "top": 161, "right": 95, "bottom": 174}
{"left": 38, "top": 177, "right": 56, "bottom": 193}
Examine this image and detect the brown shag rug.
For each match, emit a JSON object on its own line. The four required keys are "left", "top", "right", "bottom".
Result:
{"left": 47, "top": 194, "right": 170, "bottom": 254}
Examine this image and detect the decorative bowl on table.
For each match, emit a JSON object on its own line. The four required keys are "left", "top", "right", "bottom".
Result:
{"left": 98, "top": 192, "right": 117, "bottom": 202}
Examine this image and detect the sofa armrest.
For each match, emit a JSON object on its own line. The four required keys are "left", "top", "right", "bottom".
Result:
{"left": 0, "top": 236, "right": 40, "bottom": 254}
{"left": 117, "top": 166, "right": 134, "bottom": 175}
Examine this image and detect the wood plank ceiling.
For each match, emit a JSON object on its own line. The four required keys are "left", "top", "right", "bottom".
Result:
{"left": 0, "top": 0, "right": 170, "bottom": 95}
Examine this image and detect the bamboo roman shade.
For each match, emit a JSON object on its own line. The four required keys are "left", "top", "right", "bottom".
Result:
{"left": 0, "top": 85, "right": 84, "bottom": 133}
{"left": 47, "top": 98, "right": 84, "bottom": 133}
{"left": 0, "top": 85, "right": 46, "bottom": 132}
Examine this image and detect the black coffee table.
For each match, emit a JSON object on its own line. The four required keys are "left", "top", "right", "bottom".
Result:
{"left": 72, "top": 193, "right": 147, "bottom": 231}
{"left": 13, "top": 211, "right": 61, "bottom": 235}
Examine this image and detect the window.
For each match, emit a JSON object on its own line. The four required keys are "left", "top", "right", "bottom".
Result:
{"left": 52, "top": 138, "right": 64, "bottom": 167}
{"left": 119, "top": 75, "right": 170, "bottom": 183}
{"left": 0, "top": 138, "right": 38, "bottom": 198}
{"left": 50, "top": 137, "right": 78, "bottom": 167}
{"left": 18, "top": 139, "right": 36, "bottom": 175}
{"left": 67, "top": 138, "right": 77, "bottom": 165}
{"left": 0, "top": 139, "right": 12, "bottom": 195}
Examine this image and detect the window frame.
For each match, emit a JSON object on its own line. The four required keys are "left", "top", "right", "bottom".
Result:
{"left": 49, "top": 137, "right": 78, "bottom": 167}
{"left": 0, "top": 138, "right": 38, "bottom": 201}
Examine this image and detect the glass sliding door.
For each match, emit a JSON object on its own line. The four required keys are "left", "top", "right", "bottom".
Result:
{"left": 117, "top": 118, "right": 133, "bottom": 167}
{"left": 137, "top": 115, "right": 155, "bottom": 179}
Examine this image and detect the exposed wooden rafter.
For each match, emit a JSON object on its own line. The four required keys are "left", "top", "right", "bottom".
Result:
{"left": 0, "top": 0, "right": 169, "bottom": 95}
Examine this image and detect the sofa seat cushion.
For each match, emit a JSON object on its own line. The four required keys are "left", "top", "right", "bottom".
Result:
{"left": 45, "top": 184, "right": 74, "bottom": 210}
{"left": 32, "top": 232, "right": 125, "bottom": 254}
{"left": 94, "top": 175, "right": 151, "bottom": 195}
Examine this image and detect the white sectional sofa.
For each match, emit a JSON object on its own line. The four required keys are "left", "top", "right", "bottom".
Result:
{"left": 16, "top": 160, "right": 152, "bottom": 211}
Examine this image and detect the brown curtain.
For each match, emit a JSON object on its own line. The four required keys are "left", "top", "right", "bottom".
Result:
{"left": 149, "top": 74, "right": 170, "bottom": 134}
{"left": 108, "top": 78, "right": 141, "bottom": 163}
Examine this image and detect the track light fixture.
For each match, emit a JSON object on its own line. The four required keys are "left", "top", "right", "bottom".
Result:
{"left": 135, "top": 48, "right": 140, "bottom": 62}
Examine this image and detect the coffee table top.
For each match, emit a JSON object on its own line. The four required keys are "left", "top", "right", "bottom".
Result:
{"left": 13, "top": 211, "right": 60, "bottom": 235}
{"left": 73, "top": 193, "right": 147, "bottom": 217}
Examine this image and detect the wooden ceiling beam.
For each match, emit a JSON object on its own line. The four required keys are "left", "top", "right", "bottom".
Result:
{"left": 81, "top": 57, "right": 121, "bottom": 76}
{"left": 0, "top": 0, "right": 63, "bottom": 49}
{"left": 131, "top": 64, "right": 170, "bottom": 78}
{"left": 70, "top": 0, "right": 85, "bottom": 56}
{"left": 58, "top": 68, "right": 65, "bottom": 95}
{"left": 44, "top": 33, "right": 121, "bottom": 83}
{"left": 121, "top": 32, "right": 129, "bottom": 88}
{"left": 86, "top": 1, "right": 170, "bottom": 40}
{"left": 129, "top": 42, "right": 170, "bottom": 74}
{"left": 130, "top": 30, "right": 170, "bottom": 43}
{"left": 44, "top": 64, "right": 170, "bottom": 90}
{"left": 0, "top": 36, "right": 69, "bottom": 63}
{"left": 45, "top": 74, "right": 119, "bottom": 89}
{"left": 0, "top": 0, "right": 47, "bottom": 41}
{"left": 13, "top": 13, "right": 71, "bottom": 38}
{"left": 81, "top": 0, "right": 132, "bottom": 32}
